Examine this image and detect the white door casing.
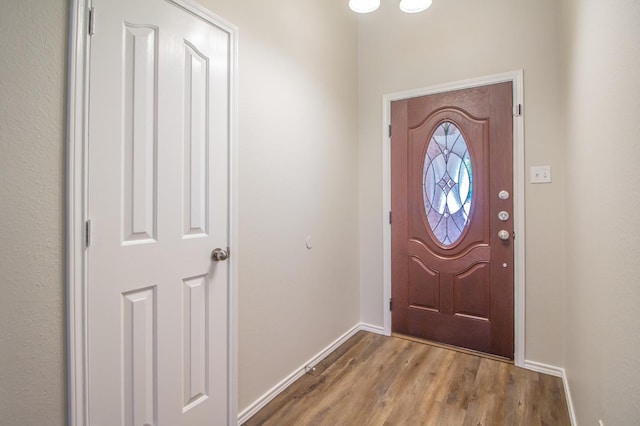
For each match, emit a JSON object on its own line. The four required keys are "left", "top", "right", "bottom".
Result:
{"left": 67, "top": 0, "right": 238, "bottom": 425}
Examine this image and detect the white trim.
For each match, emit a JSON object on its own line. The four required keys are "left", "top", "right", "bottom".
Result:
{"left": 227, "top": 14, "right": 240, "bottom": 426}
{"left": 381, "top": 71, "right": 526, "bottom": 366}
{"left": 562, "top": 370, "right": 578, "bottom": 426}
{"left": 523, "top": 359, "right": 563, "bottom": 377}
{"left": 359, "top": 322, "right": 386, "bottom": 335}
{"left": 66, "top": 1, "right": 239, "bottom": 425}
{"left": 67, "top": 2, "right": 90, "bottom": 424}
{"left": 237, "top": 323, "right": 376, "bottom": 424}
{"left": 524, "top": 361, "right": 577, "bottom": 426}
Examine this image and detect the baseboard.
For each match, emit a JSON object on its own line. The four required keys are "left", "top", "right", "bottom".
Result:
{"left": 237, "top": 322, "right": 379, "bottom": 424}
{"left": 524, "top": 361, "right": 577, "bottom": 426}
{"left": 561, "top": 369, "right": 578, "bottom": 426}
{"left": 358, "top": 322, "right": 386, "bottom": 335}
{"left": 523, "top": 360, "right": 563, "bottom": 377}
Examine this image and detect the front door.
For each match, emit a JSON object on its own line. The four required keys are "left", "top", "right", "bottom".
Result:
{"left": 87, "top": 0, "right": 231, "bottom": 424}
{"left": 390, "top": 83, "right": 514, "bottom": 358}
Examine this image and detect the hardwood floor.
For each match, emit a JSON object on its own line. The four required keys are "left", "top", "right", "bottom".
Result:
{"left": 242, "top": 331, "right": 570, "bottom": 426}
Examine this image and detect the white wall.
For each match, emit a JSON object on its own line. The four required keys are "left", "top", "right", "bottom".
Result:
{"left": 357, "top": 0, "right": 566, "bottom": 367}
{"left": 561, "top": 0, "right": 640, "bottom": 424}
{"left": 0, "top": 1, "right": 68, "bottom": 424}
{"left": 195, "top": 0, "right": 361, "bottom": 412}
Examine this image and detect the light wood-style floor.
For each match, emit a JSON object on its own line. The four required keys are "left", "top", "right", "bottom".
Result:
{"left": 243, "top": 331, "right": 570, "bottom": 426}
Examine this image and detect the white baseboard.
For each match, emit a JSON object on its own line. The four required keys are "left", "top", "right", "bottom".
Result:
{"left": 358, "top": 322, "right": 386, "bottom": 335}
{"left": 523, "top": 360, "right": 563, "bottom": 377}
{"left": 561, "top": 369, "right": 578, "bottom": 426}
{"left": 237, "top": 322, "right": 377, "bottom": 424}
{"left": 524, "top": 360, "right": 577, "bottom": 426}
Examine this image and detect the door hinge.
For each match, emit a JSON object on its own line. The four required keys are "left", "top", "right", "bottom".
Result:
{"left": 88, "top": 7, "right": 96, "bottom": 35}
{"left": 388, "top": 124, "right": 392, "bottom": 138}
{"left": 513, "top": 104, "right": 522, "bottom": 117}
{"left": 389, "top": 211, "right": 392, "bottom": 225}
{"left": 389, "top": 298, "right": 393, "bottom": 311}
{"left": 85, "top": 220, "right": 92, "bottom": 248}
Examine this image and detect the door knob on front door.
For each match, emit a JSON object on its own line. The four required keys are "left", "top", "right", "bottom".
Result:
{"left": 498, "top": 230, "right": 510, "bottom": 241}
{"left": 211, "top": 248, "right": 229, "bottom": 262}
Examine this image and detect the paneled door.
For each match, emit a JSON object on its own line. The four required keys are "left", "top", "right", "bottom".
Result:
{"left": 87, "top": 0, "right": 231, "bottom": 424}
{"left": 391, "top": 83, "right": 514, "bottom": 358}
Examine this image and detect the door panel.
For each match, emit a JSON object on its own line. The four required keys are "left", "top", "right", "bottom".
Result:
{"left": 408, "top": 256, "right": 439, "bottom": 311}
{"left": 453, "top": 262, "right": 490, "bottom": 319}
{"left": 87, "top": 0, "right": 230, "bottom": 424}
{"left": 391, "top": 83, "right": 514, "bottom": 358}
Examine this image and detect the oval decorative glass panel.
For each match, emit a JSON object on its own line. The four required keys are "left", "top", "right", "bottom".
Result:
{"left": 423, "top": 121, "right": 472, "bottom": 246}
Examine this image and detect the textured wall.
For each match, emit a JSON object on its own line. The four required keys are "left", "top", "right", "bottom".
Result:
{"left": 357, "top": 0, "right": 566, "bottom": 367}
{"left": 0, "top": 0, "right": 68, "bottom": 424}
{"left": 562, "top": 0, "right": 640, "bottom": 423}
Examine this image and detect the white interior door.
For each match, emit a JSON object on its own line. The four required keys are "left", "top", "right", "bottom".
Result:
{"left": 87, "top": 0, "right": 231, "bottom": 424}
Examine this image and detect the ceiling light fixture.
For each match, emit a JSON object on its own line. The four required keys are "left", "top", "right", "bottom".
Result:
{"left": 399, "top": 0, "right": 432, "bottom": 13}
{"left": 349, "top": 0, "right": 380, "bottom": 14}
{"left": 349, "top": 0, "right": 432, "bottom": 14}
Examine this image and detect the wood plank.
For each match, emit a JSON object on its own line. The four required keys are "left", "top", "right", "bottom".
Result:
{"left": 242, "top": 332, "right": 570, "bottom": 426}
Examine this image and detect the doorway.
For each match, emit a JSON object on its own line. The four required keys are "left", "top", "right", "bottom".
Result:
{"left": 382, "top": 72, "right": 525, "bottom": 364}
{"left": 67, "top": 0, "right": 238, "bottom": 424}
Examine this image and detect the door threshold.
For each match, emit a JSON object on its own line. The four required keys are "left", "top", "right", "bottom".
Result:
{"left": 391, "top": 333, "right": 514, "bottom": 364}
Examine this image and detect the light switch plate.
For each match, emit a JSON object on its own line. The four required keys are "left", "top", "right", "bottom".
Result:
{"left": 530, "top": 165, "right": 551, "bottom": 184}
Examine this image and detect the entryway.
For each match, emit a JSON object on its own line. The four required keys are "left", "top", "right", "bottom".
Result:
{"left": 382, "top": 73, "right": 525, "bottom": 363}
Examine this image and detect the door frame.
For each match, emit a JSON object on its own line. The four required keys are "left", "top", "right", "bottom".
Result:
{"left": 65, "top": 1, "right": 239, "bottom": 424}
{"left": 382, "top": 71, "right": 525, "bottom": 366}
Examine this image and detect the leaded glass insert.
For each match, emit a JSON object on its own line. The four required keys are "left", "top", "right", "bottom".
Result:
{"left": 423, "top": 121, "right": 472, "bottom": 246}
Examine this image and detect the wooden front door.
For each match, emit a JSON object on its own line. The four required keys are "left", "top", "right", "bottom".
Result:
{"left": 391, "top": 82, "right": 514, "bottom": 358}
